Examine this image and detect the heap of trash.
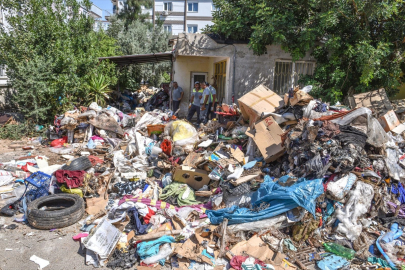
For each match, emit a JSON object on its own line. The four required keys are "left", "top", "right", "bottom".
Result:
{"left": 2, "top": 84, "right": 405, "bottom": 270}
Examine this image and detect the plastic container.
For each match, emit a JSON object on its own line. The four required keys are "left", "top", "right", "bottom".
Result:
{"left": 151, "top": 146, "right": 162, "bottom": 156}
{"left": 147, "top": 124, "right": 166, "bottom": 136}
{"left": 24, "top": 171, "right": 52, "bottom": 202}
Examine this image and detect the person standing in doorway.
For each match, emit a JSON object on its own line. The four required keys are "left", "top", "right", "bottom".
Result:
{"left": 171, "top": 81, "right": 183, "bottom": 115}
{"left": 187, "top": 82, "right": 203, "bottom": 125}
{"left": 201, "top": 81, "right": 217, "bottom": 124}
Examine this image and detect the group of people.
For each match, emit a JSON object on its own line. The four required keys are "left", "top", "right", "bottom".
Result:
{"left": 171, "top": 81, "right": 217, "bottom": 125}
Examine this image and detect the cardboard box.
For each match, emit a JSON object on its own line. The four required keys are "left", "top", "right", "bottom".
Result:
{"left": 284, "top": 86, "right": 313, "bottom": 106}
{"left": 379, "top": 110, "right": 400, "bottom": 132}
{"left": 238, "top": 84, "right": 284, "bottom": 124}
{"left": 245, "top": 116, "right": 285, "bottom": 162}
{"left": 347, "top": 88, "right": 393, "bottom": 117}
{"left": 173, "top": 166, "right": 210, "bottom": 190}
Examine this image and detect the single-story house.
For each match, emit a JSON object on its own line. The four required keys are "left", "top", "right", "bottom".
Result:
{"left": 99, "top": 33, "right": 316, "bottom": 117}
{"left": 170, "top": 33, "right": 316, "bottom": 116}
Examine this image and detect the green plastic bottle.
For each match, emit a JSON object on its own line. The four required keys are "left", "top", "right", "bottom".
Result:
{"left": 323, "top": 242, "right": 355, "bottom": 260}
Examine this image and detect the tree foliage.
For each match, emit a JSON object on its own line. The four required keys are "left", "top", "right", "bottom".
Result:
{"left": 0, "top": 0, "right": 119, "bottom": 122}
{"left": 206, "top": 0, "right": 405, "bottom": 101}
{"left": 107, "top": 17, "right": 171, "bottom": 91}
{"left": 117, "top": 0, "right": 153, "bottom": 27}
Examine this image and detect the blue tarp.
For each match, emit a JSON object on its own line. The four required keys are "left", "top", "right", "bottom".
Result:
{"left": 206, "top": 176, "right": 324, "bottom": 225}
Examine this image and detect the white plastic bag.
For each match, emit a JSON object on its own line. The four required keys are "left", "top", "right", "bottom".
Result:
{"left": 326, "top": 173, "right": 357, "bottom": 201}
{"left": 335, "top": 181, "right": 374, "bottom": 241}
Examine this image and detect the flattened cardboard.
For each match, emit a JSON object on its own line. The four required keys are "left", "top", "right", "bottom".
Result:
{"left": 246, "top": 116, "right": 285, "bottom": 162}
{"left": 238, "top": 85, "right": 284, "bottom": 124}
{"left": 348, "top": 88, "right": 393, "bottom": 117}
{"left": 379, "top": 110, "right": 400, "bottom": 132}
{"left": 173, "top": 166, "right": 210, "bottom": 190}
{"left": 230, "top": 147, "right": 245, "bottom": 163}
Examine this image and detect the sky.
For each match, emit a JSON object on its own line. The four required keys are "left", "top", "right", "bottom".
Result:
{"left": 91, "top": 0, "right": 113, "bottom": 20}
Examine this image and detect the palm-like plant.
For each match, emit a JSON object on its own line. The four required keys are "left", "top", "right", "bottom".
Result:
{"left": 86, "top": 74, "right": 112, "bottom": 107}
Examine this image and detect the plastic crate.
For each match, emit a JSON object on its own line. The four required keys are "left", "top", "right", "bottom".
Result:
{"left": 24, "top": 171, "right": 52, "bottom": 202}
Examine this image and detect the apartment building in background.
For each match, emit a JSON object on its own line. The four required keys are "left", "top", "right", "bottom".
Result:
{"left": 111, "top": 0, "right": 215, "bottom": 36}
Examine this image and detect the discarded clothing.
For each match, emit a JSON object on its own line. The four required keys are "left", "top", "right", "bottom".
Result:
{"left": 136, "top": 235, "right": 175, "bottom": 264}
{"left": 391, "top": 183, "right": 405, "bottom": 204}
{"left": 230, "top": 255, "right": 265, "bottom": 270}
{"left": 128, "top": 207, "right": 149, "bottom": 235}
{"left": 55, "top": 170, "right": 86, "bottom": 188}
{"left": 334, "top": 125, "right": 368, "bottom": 148}
{"left": 160, "top": 182, "right": 202, "bottom": 207}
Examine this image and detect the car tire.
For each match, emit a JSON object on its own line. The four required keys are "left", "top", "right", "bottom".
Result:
{"left": 61, "top": 156, "right": 92, "bottom": 171}
{"left": 27, "top": 194, "right": 85, "bottom": 229}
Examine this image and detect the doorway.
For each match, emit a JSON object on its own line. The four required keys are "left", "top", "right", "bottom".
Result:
{"left": 190, "top": 72, "right": 207, "bottom": 91}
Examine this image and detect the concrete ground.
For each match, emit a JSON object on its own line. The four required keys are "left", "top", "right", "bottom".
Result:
{"left": 0, "top": 216, "right": 92, "bottom": 270}
{"left": 0, "top": 139, "right": 93, "bottom": 270}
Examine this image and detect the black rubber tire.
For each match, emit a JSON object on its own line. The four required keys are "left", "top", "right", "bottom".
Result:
{"left": 61, "top": 156, "right": 92, "bottom": 171}
{"left": 27, "top": 194, "right": 85, "bottom": 229}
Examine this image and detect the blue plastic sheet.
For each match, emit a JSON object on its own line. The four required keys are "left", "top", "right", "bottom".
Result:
{"left": 206, "top": 176, "right": 324, "bottom": 225}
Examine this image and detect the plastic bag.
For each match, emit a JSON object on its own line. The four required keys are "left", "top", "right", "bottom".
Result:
{"left": 165, "top": 120, "right": 198, "bottom": 146}
{"left": 49, "top": 146, "right": 73, "bottom": 154}
{"left": 135, "top": 112, "right": 163, "bottom": 130}
{"left": 335, "top": 181, "right": 374, "bottom": 241}
{"left": 385, "top": 142, "right": 405, "bottom": 181}
{"left": 331, "top": 107, "right": 389, "bottom": 147}
{"left": 326, "top": 173, "right": 357, "bottom": 201}
{"left": 50, "top": 136, "right": 67, "bottom": 147}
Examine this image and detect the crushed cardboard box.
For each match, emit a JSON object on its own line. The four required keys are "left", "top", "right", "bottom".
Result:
{"left": 246, "top": 116, "right": 285, "bottom": 162}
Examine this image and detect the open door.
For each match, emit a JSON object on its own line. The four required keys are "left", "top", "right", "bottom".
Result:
{"left": 190, "top": 72, "right": 207, "bottom": 91}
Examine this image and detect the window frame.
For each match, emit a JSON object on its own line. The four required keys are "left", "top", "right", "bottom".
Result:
{"left": 273, "top": 59, "right": 315, "bottom": 94}
{"left": 163, "top": 25, "right": 172, "bottom": 33}
{"left": 187, "top": 25, "right": 198, "bottom": 33}
{"left": 187, "top": 2, "right": 198, "bottom": 12}
{"left": 163, "top": 2, "right": 173, "bottom": 11}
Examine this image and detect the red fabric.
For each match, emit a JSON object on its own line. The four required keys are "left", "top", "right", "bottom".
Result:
{"left": 143, "top": 207, "right": 156, "bottom": 224}
{"left": 323, "top": 173, "right": 336, "bottom": 192}
{"left": 230, "top": 256, "right": 265, "bottom": 270}
{"left": 88, "top": 155, "right": 104, "bottom": 166}
{"left": 55, "top": 170, "right": 86, "bottom": 188}
{"left": 160, "top": 139, "right": 172, "bottom": 156}
{"left": 51, "top": 136, "right": 67, "bottom": 147}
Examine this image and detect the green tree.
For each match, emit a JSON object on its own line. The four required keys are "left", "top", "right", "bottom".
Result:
{"left": 117, "top": 0, "right": 153, "bottom": 27}
{"left": 0, "top": 0, "right": 119, "bottom": 122}
{"left": 107, "top": 17, "right": 170, "bottom": 91}
{"left": 206, "top": 0, "right": 405, "bottom": 101}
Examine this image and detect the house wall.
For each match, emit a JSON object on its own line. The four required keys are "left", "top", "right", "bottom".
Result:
{"left": 174, "top": 33, "right": 315, "bottom": 103}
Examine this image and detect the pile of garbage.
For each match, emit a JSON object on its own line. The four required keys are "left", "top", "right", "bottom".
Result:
{"left": 2, "top": 84, "right": 405, "bottom": 270}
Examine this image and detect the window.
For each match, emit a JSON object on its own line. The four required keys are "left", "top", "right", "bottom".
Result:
{"left": 163, "top": 25, "right": 172, "bottom": 33}
{"left": 163, "top": 2, "right": 172, "bottom": 11}
{"left": 188, "top": 3, "right": 198, "bottom": 12}
{"left": 273, "top": 60, "right": 315, "bottom": 94}
{"left": 211, "top": 4, "right": 218, "bottom": 11}
{"left": 214, "top": 60, "right": 227, "bottom": 102}
{"left": 0, "top": 65, "right": 6, "bottom": 77}
{"left": 187, "top": 25, "right": 198, "bottom": 33}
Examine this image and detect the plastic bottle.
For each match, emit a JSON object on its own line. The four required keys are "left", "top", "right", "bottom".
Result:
{"left": 323, "top": 242, "right": 355, "bottom": 260}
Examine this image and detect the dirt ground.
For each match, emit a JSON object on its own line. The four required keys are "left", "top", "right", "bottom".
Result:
{"left": 0, "top": 139, "right": 93, "bottom": 270}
